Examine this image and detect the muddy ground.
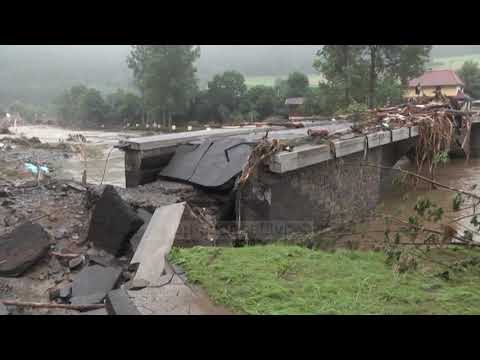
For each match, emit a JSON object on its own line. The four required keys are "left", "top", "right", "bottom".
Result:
{"left": 0, "top": 130, "right": 235, "bottom": 315}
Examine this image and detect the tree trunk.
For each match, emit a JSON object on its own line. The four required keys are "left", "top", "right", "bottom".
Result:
{"left": 343, "top": 45, "right": 350, "bottom": 105}
{"left": 400, "top": 75, "right": 408, "bottom": 102}
{"left": 368, "top": 45, "right": 377, "bottom": 109}
{"left": 141, "top": 88, "right": 146, "bottom": 126}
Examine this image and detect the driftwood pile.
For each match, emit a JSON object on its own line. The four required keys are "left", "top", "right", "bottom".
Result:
{"left": 343, "top": 96, "right": 473, "bottom": 180}
{"left": 241, "top": 96, "right": 474, "bottom": 185}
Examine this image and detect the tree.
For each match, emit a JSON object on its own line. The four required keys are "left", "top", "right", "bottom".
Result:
{"left": 207, "top": 70, "right": 247, "bottom": 121}
{"left": 54, "top": 85, "right": 89, "bottom": 125}
{"left": 105, "top": 89, "right": 142, "bottom": 125}
{"left": 315, "top": 45, "right": 432, "bottom": 109}
{"left": 459, "top": 60, "right": 480, "bottom": 99}
{"left": 273, "top": 78, "right": 290, "bottom": 102}
{"left": 54, "top": 85, "right": 111, "bottom": 126}
{"left": 390, "top": 46, "right": 432, "bottom": 88}
{"left": 285, "top": 72, "right": 309, "bottom": 98}
{"left": 127, "top": 45, "right": 200, "bottom": 127}
{"left": 375, "top": 76, "right": 403, "bottom": 107}
{"left": 363, "top": 45, "right": 432, "bottom": 108}
{"left": 314, "top": 45, "right": 365, "bottom": 105}
{"left": 126, "top": 45, "right": 149, "bottom": 124}
{"left": 79, "top": 88, "right": 108, "bottom": 124}
{"left": 246, "top": 85, "right": 277, "bottom": 119}
{"left": 191, "top": 89, "right": 215, "bottom": 123}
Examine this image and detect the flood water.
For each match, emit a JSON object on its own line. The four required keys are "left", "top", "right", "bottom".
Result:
{"left": 338, "top": 157, "right": 480, "bottom": 247}
{"left": 9, "top": 125, "right": 148, "bottom": 188}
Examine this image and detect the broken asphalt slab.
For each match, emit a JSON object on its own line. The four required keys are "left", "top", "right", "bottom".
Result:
{"left": 130, "top": 202, "right": 212, "bottom": 286}
{"left": 0, "top": 222, "right": 50, "bottom": 277}
{"left": 130, "top": 203, "right": 185, "bottom": 286}
{"left": 159, "top": 138, "right": 252, "bottom": 188}
{"left": 129, "top": 209, "right": 153, "bottom": 252}
{"left": 127, "top": 275, "right": 231, "bottom": 315}
{"left": 105, "top": 288, "right": 141, "bottom": 315}
{"left": 86, "top": 185, "right": 144, "bottom": 256}
{"left": 70, "top": 265, "right": 122, "bottom": 306}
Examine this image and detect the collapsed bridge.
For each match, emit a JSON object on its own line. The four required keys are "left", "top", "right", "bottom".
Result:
{"left": 118, "top": 107, "right": 480, "bottom": 242}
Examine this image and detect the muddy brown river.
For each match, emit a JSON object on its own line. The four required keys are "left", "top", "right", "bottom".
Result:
{"left": 8, "top": 125, "right": 144, "bottom": 188}
{"left": 337, "top": 157, "right": 480, "bottom": 247}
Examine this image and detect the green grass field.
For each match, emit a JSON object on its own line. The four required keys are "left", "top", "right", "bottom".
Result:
{"left": 242, "top": 54, "right": 480, "bottom": 89}
{"left": 170, "top": 244, "right": 480, "bottom": 315}
{"left": 430, "top": 55, "right": 480, "bottom": 70}
{"left": 244, "top": 74, "right": 324, "bottom": 88}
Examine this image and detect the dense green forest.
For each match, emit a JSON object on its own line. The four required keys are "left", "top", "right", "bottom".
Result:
{"left": 1, "top": 45, "right": 480, "bottom": 111}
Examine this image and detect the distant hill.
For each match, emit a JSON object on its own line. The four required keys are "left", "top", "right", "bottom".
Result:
{"left": 0, "top": 45, "right": 322, "bottom": 106}
{"left": 1, "top": 45, "right": 479, "bottom": 106}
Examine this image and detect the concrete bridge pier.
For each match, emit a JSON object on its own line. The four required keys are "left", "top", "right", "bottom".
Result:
{"left": 124, "top": 146, "right": 177, "bottom": 188}
{"left": 470, "top": 123, "right": 480, "bottom": 158}
{"left": 237, "top": 133, "right": 418, "bottom": 243}
{"left": 378, "top": 137, "right": 417, "bottom": 194}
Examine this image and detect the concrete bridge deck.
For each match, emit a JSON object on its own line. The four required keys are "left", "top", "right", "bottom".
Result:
{"left": 119, "top": 120, "right": 353, "bottom": 187}
{"left": 118, "top": 119, "right": 480, "bottom": 242}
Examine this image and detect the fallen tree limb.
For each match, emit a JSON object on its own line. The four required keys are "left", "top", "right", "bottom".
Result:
{"left": 1, "top": 300, "right": 105, "bottom": 311}
{"left": 450, "top": 212, "right": 477, "bottom": 223}
{"left": 381, "top": 214, "right": 475, "bottom": 245}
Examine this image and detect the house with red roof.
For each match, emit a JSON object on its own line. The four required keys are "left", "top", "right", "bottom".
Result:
{"left": 405, "top": 69, "right": 466, "bottom": 99}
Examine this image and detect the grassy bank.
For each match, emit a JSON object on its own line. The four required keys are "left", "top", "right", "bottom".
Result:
{"left": 170, "top": 245, "right": 480, "bottom": 315}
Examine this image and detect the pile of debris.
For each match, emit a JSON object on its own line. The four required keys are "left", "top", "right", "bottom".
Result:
{"left": 242, "top": 96, "right": 473, "bottom": 184}
{"left": 339, "top": 96, "right": 472, "bottom": 178}
{"left": 0, "top": 180, "right": 224, "bottom": 315}
{"left": 339, "top": 96, "right": 469, "bottom": 134}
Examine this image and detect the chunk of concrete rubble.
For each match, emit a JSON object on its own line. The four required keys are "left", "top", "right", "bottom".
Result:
{"left": 125, "top": 279, "right": 149, "bottom": 291}
{"left": 60, "top": 285, "right": 72, "bottom": 299}
{"left": 0, "top": 222, "right": 50, "bottom": 277}
{"left": 105, "top": 288, "right": 142, "bottom": 315}
{"left": 130, "top": 202, "right": 211, "bottom": 287}
{"left": 86, "top": 180, "right": 195, "bottom": 212}
{"left": 69, "top": 256, "right": 85, "bottom": 270}
{"left": 70, "top": 265, "right": 122, "bottom": 306}
{"left": 0, "top": 189, "right": 11, "bottom": 198}
{"left": 86, "top": 185, "right": 144, "bottom": 256}
{"left": 49, "top": 285, "right": 72, "bottom": 302}
{"left": 66, "top": 182, "right": 87, "bottom": 192}
{"left": 88, "top": 254, "right": 115, "bottom": 268}
{"left": 0, "top": 302, "right": 9, "bottom": 315}
{"left": 137, "top": 209, "right": 153, "bottom": 223}
{"left": 129, "top": 209, "right": 153, "bottom": 252}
